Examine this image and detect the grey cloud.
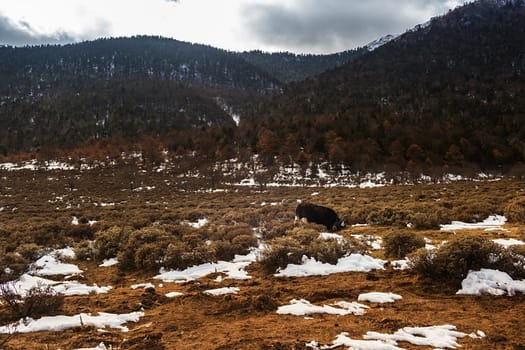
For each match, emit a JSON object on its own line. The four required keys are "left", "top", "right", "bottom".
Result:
{"left": 241, "top": 0, "right": 464, "bottom": 53}
{"left": 0, "top": 15, "right": 75, "bottom": 46}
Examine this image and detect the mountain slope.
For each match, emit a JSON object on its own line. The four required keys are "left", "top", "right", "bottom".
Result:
{"left": 239, "top": 49, "right": 366, "bottom": 83}
{"left": 246, "top": 0, "right": 525, "bottom": 172}
{"left": 0, "top": 36, "right": 282, "bottom": 154}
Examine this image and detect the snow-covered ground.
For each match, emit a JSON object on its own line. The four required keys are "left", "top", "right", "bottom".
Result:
{"left": 0, "top": 157, "right": 502, "bottom": 189}
{"left": 154, "top": 245, "right": 263, "bottom": 282}
{"left": 307, "top": 325, "right": 485, "bottom": 350}
{"left": 0, "top": 311, "right": 144, "bottom": 334}
{"left": 440, "top": 215, "right": 507, "bottom": 231}
{"left": 277, "top": 299, "right": 369, "bottom": 316}
{"left": 275, "top": 254, "right": 386, "bottom": 277}
{"left": 457, "top": 269, "right": 525, "bottom": 296}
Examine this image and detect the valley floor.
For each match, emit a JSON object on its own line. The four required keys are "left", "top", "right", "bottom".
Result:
{"left": 0, "top": 166, "right": 524, "bottom": 349}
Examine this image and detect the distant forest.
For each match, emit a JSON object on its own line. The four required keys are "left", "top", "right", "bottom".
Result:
{"left": 1, "top": 0, "right": 524, "bottom": 177}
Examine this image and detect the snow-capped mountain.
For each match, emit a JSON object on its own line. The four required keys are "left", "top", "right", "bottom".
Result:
{"left": 366, "top": 34, "right": 397, "bottom": 52}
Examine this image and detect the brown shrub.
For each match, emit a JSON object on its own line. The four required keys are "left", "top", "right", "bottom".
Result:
{"left": 366, "top": 207, "right": 412, "bottom": 227}
{"left": 163, "top": 241, "right": 214, "bottom": 270}
{"left": 15, "top": 243, "right": 44, "bottom": 261}
{"left": 383, "top": 230, "right": 426, "bottom": 259}
{"left": 65, "top": 224, "right": 95, "bottom": 240}
{"left": 95, "top": 226, "right": 132, "bottom": 262}
{"left": 118, "top": 227, "right": 171, "bottom": 271}
{"left": 259, "top": 237, "right": 304, "bottom": 274}
{"left": 0, "top": 282, "right": 64, "bottom": 320}
{"left": 0, "top": 253, "right": 29, "bottom": 282}
{"left": 262, "top": 220, "right": 295, "bottom": 239}
{"left": 308, "top": 237, "right": 356, "bottom": 265}
{"left": 231, "top": 234, "right": 258, "bottom": 251}
{"left": 410, "top": 209, "right": 447, "bottom": 230}
{"left": 259, "top": 231, "right": 359, "bottom": 274}
{"left": 504, "top": 197, "right": 525, "bottom": 223}
{"left": 409, "top": 236, "right": 525, "bottom": 286}
{"left": 74, "top": 240, "right": 95, "bottom": 261}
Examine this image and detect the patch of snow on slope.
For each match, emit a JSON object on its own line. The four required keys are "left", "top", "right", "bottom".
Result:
{"left": 440, "top": 215, "right": 507, "bottom": 231}
{"left": 1, "top": 274, "right": 112, "bottom": 297}
{"left": 493, "top": 238, "right": 524, "bottom": 248}
{"left": 277, "top": 299, "right": 369, "bottom": 316}
{"left": 457, "top": 269, "right": 525, "bottom": 296}
{"left": 366, "top": 34, "right": 396, "bottom": 51}
{"left": 275, "top": 254, "right": 386, "bottom": 277}
{"left": 204, "top": 287, "right": 240, "bottom": 296}
{"left": 358, "top": 292, "right": 402, "bottom": 303}
{"left": 30, "top": 249, "right": 82, "bottom": 277}
{"left": 309, "top": 325, "right": 484, "bottom": 350}
{"left": 0, "top": 312, "right": 144, "bottom": 334}
{"left": 154, "top": 246, "right": 263, "bottom": 283}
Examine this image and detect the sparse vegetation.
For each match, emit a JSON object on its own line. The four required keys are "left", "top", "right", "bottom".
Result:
{"left": 504, "top": 196, "right": 525, "bottom": 223}
{"left": 409, "top": 236, "right": 525, "bottom": 286}
{"left": 383, "top": 231, "right": 425, "bottom": 259}
{"left": 1, "top": 166, "right": 525, "bottom": 348}
{"left": 0, "top": 282, "right": 64, "bottom": 321}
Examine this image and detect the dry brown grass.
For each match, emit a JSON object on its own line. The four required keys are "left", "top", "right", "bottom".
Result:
{"left": 1, "top": 167, "right": 525, "bottom": 348}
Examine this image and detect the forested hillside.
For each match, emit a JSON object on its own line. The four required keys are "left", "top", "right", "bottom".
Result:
{"left": 1, "top": 0, "right": 524, "bottom": 177}
{"left": 244, "top": 0, "right": 525, "bottom": 174}
{"left": 0, "top": 36, "right": 281, "bottom": 154}
{"left": 239, "top": 49, "right": 366, "bottom": 83}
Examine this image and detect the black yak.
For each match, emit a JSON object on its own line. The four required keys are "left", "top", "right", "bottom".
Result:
{"left": 295, "top": 202, "right": 345, "bottom": 231}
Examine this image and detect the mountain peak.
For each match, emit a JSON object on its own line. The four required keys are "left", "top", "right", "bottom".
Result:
{"left": 366, "top": 34, "right": 397, "bottom": 52}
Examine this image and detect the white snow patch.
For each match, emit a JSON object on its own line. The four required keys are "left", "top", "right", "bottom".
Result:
{"left": 1, "top": 274, "right": 112, "bottom": 297}
{"left": 154, "top": 246, "right": 263, "bottom": 283}
{"left": 0, "top": 312, "right": 144, "bottom": 334}
{"left": 457, "top": 269, "right": 525, "bottom": 296}
{"left": 391, "top": 259, "right": 410, "bottom": 270}
{"left": 440, "top": 215, "right": 507, "bottom": 231}
{"left": 131, "top": 282, "right": 155, "bottom": 290}
{"left": 99, "top": 258, "right": 119, "bottom": 267}
{"left": 319, "top": 232, "right": 346, "bottom": 243}
{"left": 30, "top": 250, "right": 82, "bottom": 277}
{"left": 358, "top": 292, "right": 402, "bottom": 303}
{"left": 275, "top": 254, "right": 386, "bottom": 277}
{"left": 493, "top": 238, "right": 525, "bottom": 248}
{"left": 74, "top": 342, "right": 108, "bottom": 350}
{"left": 204, "top": 287, "right": 240, "bottom": 296}
{"left": 71, "top": 216, "right": 79, "bottom": 225}
{"left": 366, "top": 34, "right": 397, "bottom": 51}
{"left": 183, "top": 218, "right": 208, "bottom": 228}
{"left": 352, "top": 234, "right": 383, "bottom": 250}
{"left": 311, "top": 325, "right": 478, "bottom": 350}
{"left": 165, "top": 291, "right": 184, "bottom": 298}
{"left": 277, "top": 299, "right": 369, "bottom": 316}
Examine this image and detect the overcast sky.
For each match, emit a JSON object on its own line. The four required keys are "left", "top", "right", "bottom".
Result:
{"left": 0, "top": 0, "right": 467, "bottom": 54}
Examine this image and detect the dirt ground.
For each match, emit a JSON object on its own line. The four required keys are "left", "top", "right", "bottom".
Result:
{"left": 0, "top": 167, "right": 524, "bottom": 349}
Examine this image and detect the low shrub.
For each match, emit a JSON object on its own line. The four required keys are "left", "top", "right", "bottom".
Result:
{"left": 0, "top": 282, "right": 64, "bottom": 320}
{"left": 74, "top": 240, "right": 95, "bottom": 261}
{"left": 164, "top": 241, "right": 214, "bottom": 270}
{"left": 15, "top": 243, "right": 44, "bottom": 261}
{"left": 410, "top": 210, "right": 447, "bottom": 230}
{"left": 263, "top": 220, "right": 295, "bottom": 239}
{"left": 258, "top": 237, "right": 304, "bottom": 274}
{"left": 95, "top": 226, "right": 131, "bottom": 262}
{"left": 366, "top": 207, "right": 412, "bottom": 227}
{"left": 65, "top": 224, "right": 95, "bottom": 240}
{"left": 0, "top": 253, "right": 29, "bottom": 283}
{"left": 504, "top": 197, "right": 525, "bottom": 223}
{"left": 409, "top": 236, "right": 525, "bottom": 286}
{"left": 308, "top": 237, "right": 355, "bottom": 265}
{"left": 118, "top": 227, "right": 171, "bottom": 271}
{"left": 383, "top": 230, "right": 426, "bottom": 259}
{"left": 259, "top": 231, "right": 359, "bottom": 274}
